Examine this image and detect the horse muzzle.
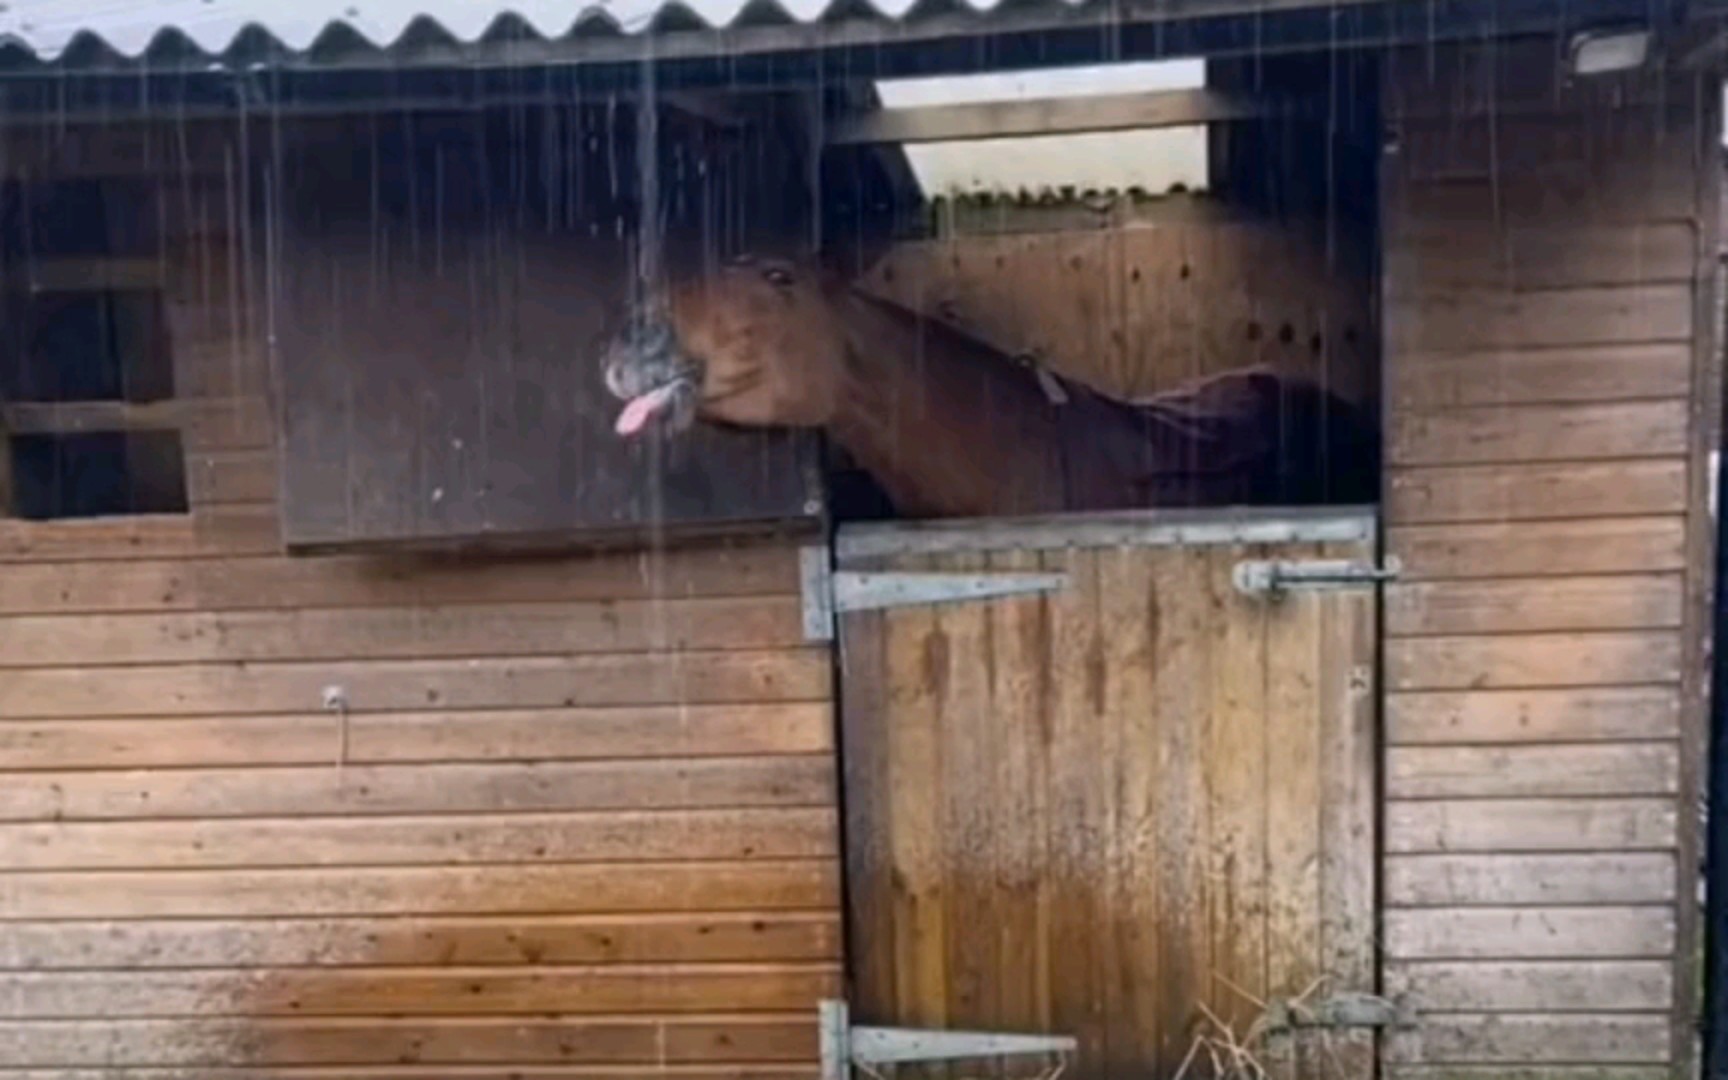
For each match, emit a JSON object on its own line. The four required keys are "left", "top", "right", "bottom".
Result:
{"left": 600, "top": 318, "right": 702, "bottom": 437}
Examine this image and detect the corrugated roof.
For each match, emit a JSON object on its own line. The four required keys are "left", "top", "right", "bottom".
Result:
{"left": 0, "top": 0, "right": 1036, "bottom": 65}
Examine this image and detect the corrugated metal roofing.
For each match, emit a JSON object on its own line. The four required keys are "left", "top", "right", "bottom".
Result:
{"left": 0, "top": 0, "right": 1034, "bottom": 64}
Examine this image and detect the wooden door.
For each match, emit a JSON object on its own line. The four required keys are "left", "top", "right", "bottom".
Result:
{"left": 836, "top": 509, "right": 1379, "bottom": 1079}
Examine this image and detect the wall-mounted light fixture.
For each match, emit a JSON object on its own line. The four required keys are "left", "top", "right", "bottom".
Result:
{"left": 1567, "top": 25, "right": 1653, "bottom": 76}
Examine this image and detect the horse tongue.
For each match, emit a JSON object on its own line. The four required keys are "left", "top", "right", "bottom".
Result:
{"left": 615, "top": 383, "right": 680, "bottom": 437}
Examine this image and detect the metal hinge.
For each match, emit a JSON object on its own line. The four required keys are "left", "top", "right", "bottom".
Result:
{"left": 802, "top": 546, "right": 1068, "bottom": 641}
{"left": 1261, "top": 992, "right": 1416, "bottom": 1034}
{"left": 1233, "top": 556, "right": 1401, "bottom": 597}
{"left": 820, "top": 1000, "right": 1076, "bottom": 1080}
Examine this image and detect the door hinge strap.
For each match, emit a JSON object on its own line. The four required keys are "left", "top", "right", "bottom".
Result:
{"left": 1233, "top": 556, "right": 1401, "bottom": 596}
{"left": 802, "top": 546, "right": 1067, "bottom": 641}
{"left": 821, "top": 1000, "right": 1076, "bottom": 1079}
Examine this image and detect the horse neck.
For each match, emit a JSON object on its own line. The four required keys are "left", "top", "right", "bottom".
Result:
{"left": 821, "top": 289, "right": 1068, "bottom": 517}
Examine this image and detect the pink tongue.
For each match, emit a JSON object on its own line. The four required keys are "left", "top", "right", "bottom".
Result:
{"left": 615, "top": 384, "right": 679, "bottom": 437}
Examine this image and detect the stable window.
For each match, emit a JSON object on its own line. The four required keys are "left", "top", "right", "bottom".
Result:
{"left": 0, "top": 179, "right": 185, "bottom": 520}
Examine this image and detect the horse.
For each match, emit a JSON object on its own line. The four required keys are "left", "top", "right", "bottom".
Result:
{"left": 601, "top": 254, "right": 1379, "bottom": 520}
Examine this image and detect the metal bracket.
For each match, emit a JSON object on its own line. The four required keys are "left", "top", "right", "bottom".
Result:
{"left": 802, "top": 546, "right": 1068, "bottom": 641}
{"left": 1233, "top": 556, "right": 1401, "bottom": 597}
{"left": 820, "top": 1000, "right": 1077, "bottom": 1080}
{"left": 1262, "top": 992, "right": 1417, "bottom": 1034}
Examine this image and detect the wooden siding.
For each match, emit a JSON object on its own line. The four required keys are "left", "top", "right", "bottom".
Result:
{"left": 0, "top": 142, "right": 841, "bottom": 1077}
{"left": 1381, "top": 42, "right": 1717, "bottom": 1074}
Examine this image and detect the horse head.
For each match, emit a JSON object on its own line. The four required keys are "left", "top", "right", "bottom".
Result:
{"left": 601, "top": 254, "right": 852, "bottom": 438}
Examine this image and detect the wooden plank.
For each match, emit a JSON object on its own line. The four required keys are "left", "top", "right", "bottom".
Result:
{"left": 0, "top": 756, "right": 834, "bottom": 821}
{"left": 0, "top": 1068, "right": 815, "bottom": 1080}
{"left": 1263, "top": 542, "right": 1323, "bottom": 1012}
{"left": 1204, "top": 545, "right": 1268, "bottom": 1036}
{"left": 1386, "top": 462, "right": 1686, "bottom": 526}
{"left": 0, "top": 506, "right": 282, "bottom": 562}
{"left": 0, "top": 1068, "right": 816, "bottom": 1079}
{"left": 1387, "top": 687, "right": 1682, "bottom": 745}
{"left": 0, "top": 704, "right": 835, "bottom": 771}
{"left": 1386, "top": 1014, "right": 1671, "bottom": 1065}
{"left": 0, "top": 649, "right": 831, "bottom": 718}
{"left": 1385, "top": 906, "right": 1676, "bottom": 960}
{"left": 0, "top": 542, "right": 801, "bottom": 615}
{"left": 1386, "top": 798, "right": 1677, "bottom": 853}
{"left": 1385, "top": 960, "right": 1672, "bottom": 1011}
{"left": 1386, "top": 631, "right": 1683, "bottom": 691}
{"left": 1387, "top": 575, "right": 1684, "bottom": 636}
{"left": 1387, "top": 519, "right": 1687, "bottom": 579}
{"left": 1, "top": 963, "right": 842, "bottom": 1019}
{"left": 1389, "top": 401, "right": 1689, "bottom": 465}
{"left": 0, "top": 1014, "right": 818, "bottom": 1066}
{"left": 1386, "top": 1068, "right": 1669, "bottom": 1080}
{"left": 0, "top": 859, "right": 839, "bottom": 918}
{"left": 0, "top": 807, "right": 837, "bottom": 870}
{"left": 1387, "top": 744, "right": 1680, "bottom": 798}
{"left": 0, "top": 597, "right": 807, "bottom": 667}
{"left": 1387, "top": 285, "right": 1692, "bottom": 352}
{"left": 826, "top": 88, "right": 1261, "bottom": 145}
{"left": 1386, "top": 853, "right": 1677, "bottom": 906}
{"left": 1393, "top": 107, "right": 1697, "bottom": 182}
{"left": 1389, "top": 170, "right": 1698, "bottom": 233}
{"left": 0, "top": 397, "right": 273, "bottom": 451}
{"left": 1386, "top": 225, "right": 1698, "bottom": 293}
{"left": 0, "top": 912, "right": 841, "bottom": 970}
{"left": 1387, "top": 344, "right": 1694, "bottom": 409}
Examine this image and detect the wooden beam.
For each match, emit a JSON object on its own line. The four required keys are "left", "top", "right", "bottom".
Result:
{"left": 7, "top": 258, "right": 164, "bottom": 292}
{"left": 825, "top": 88, "right": 1265, "bottom": 146}
{"left": 0, "top": 400, "right": 181, "bottom": 436}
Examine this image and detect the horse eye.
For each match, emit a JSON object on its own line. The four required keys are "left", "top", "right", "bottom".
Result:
{"left": 763, "top": 267, "right": 794, "bottom": 288}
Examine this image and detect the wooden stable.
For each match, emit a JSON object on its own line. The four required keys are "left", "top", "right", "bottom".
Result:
{"left": 0, "top": 7, "right": 1720, "bottom": 1080}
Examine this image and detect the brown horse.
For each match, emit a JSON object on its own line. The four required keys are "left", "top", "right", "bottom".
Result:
{"left": 602, "top": 254, "right": 1378, "bottom": 519}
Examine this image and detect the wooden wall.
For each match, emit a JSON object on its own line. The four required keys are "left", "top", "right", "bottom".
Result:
{"left": 0, "top": 127, "right": 841, "bottom": 1077}
{"left": 858, "top": 208, "right": 1376, "bottom": 404}
{"left": 1381, "top": 40, "right": 1718, "bottom": 1077}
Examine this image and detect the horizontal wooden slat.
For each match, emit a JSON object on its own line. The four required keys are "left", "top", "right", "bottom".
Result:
{"left": 0, "top": 1013, "right": 817, "bottom": 1066}
{"left": 1387, "top": 688, "right": 1682, "bottom": 746}
{"left": 827, "top": 87, "right": 1259, "bottom": 145}
{"left": 1387, "top": 853, "right": 1677, "bottom": 907}
{"left": 1387, "top": 519, "right": 1687, "bottom": 579}
{"left": 1386, "top": 1014, "right": 1671, "bottom": 1065}
{"left": 1387, "top": 463, "right": 1688, "bottom": 525}
{"left": 1387, "top": 744, "right": 1680, "bottom": 798}
{"left": 1389, "top": 401, "right": 1689, "bottom": 465}
{"left": 0, "top": 704, "right": 835, "bottom": 771}
{"left": 1387, "top": 959, "right": 1671, "bottom": 1013}
{"left": 1394, "top": 108, "right": 1696, "bottom": 181}
{"left": 0, "top": 860, "right": 839, "bottom": 919}
{"left": 2, "top": 962, "right": 842, "bottom": 1019}
{"left": 0, "top": 649, "right": 830, "bottom": 719}
{"left": 0, "top": 756, "right": 834, "bottom": 821}
{"left": 1390, "top": 169, "right": 1697, "bottom": 233}
{"left": 1385, "top": 906, "right": 1676, "bottom": 960}
{"left": 0, "top": 912, "right": 840, "bottom": 970}
{"left": 1386, "top": 1068, "right": 1669, "bottom": 1080}
{"left": 0, "top": 807, "right": 837, "bottom": 870}
{"left": 0, "top": 397, "right": 273, "bottom": 451}
{"left": 1387, "top": 575, "right": 1683, "bottom": 636}
{"left": 1388, "top": 343, "right": 1694, "bottom": 409}
{"left": 1386, "top": 798, "right": 1677, "bottom": 853}
{"left": 1386, "top": 631, "right": 1683, "bottom": 691}
{"left": 1386, "top": 225, "right": 1697, "bottom": 293}
{"left": 0, "top": 544, "right": 801, "bottom": 614}
{"left": 0, "top": 1067, "right": 814, "bottom": 1079}
{"left": 0, "top": 597, "right": 807, "bottom": 667}
{"left": 0, "top": 507, "right": 282, "bottom": 562}
{"left": 1389, "top": 283, "right": 1692, "bottom": 353}
{"left": 3, "top": 256, "right": 167, "bottom": 291}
